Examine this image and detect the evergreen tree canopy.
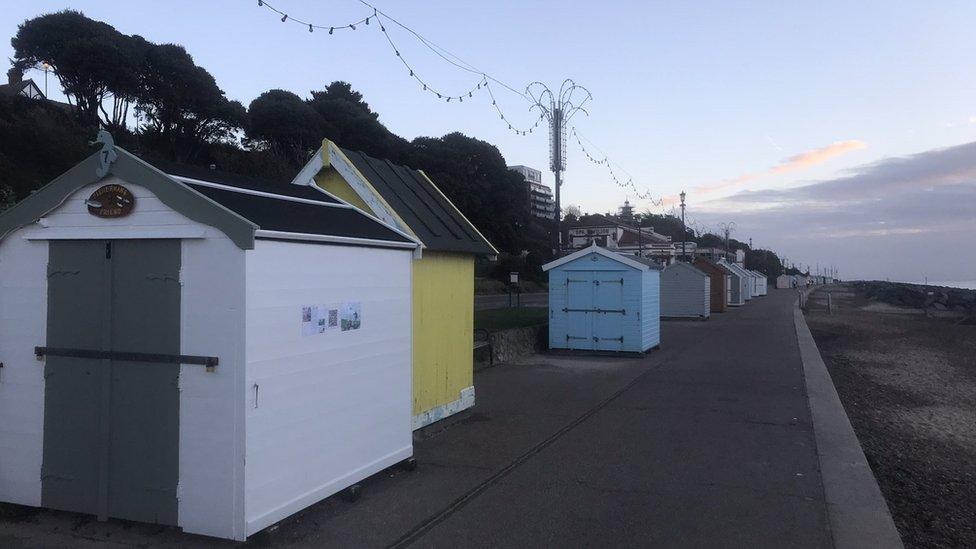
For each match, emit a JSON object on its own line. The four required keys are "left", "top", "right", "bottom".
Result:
{"left": 12, "top": 10, "right": 141, "bottom": 128}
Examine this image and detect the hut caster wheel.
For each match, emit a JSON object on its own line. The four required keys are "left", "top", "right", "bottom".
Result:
{"left": 341, "top": 484, "right": 362, "bottom": 502}
{"left": 398, "top": 457, "right": 418, "bottom": 472}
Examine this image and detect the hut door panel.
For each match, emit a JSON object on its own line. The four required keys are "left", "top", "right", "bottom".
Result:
{"left": 593, "top": 275, "right": 625, "bottom": 351}
{"left": 107, "top": 240, "right": 180, "bottom": 525}
{"left": 564, "top": 273, "right": 593, "bottom": 350}
{"left": 42, "top": 240, "right": 180, "bottom": 526}
{"left": 42, "top": 240, "right": 109, "bottom": 518}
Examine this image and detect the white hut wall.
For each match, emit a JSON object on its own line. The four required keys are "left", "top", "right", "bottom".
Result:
{"left": 242, "top": 239, "right": 414, "bottom": 536}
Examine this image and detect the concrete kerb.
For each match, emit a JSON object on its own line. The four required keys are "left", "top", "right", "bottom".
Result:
{"left": 793, "top": 290, "right": 904, "bottom": 549}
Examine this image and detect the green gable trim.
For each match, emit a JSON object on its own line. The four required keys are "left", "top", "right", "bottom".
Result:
{"left": 111, "top": 149, "right": 257, "bottom": 249}
{"left": 0, "top": 146, "right": 258, "bottom": 250}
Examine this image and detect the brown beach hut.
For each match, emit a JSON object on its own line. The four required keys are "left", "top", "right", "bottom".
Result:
{"left": 693, "top": 257, "right": 729, "bottom": 313}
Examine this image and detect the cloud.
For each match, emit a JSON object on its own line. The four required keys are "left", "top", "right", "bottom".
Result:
{"left": 769, "top": 140, "right": 867, "bottom": 175}
{"left": 695, "top": 139, "right": 867, "bottom": 194}
{"left": 944, "top": 116, "right": 976, "bottom": 128}
{"left": 692, "top": 140, "right": 976, "bottom": 280}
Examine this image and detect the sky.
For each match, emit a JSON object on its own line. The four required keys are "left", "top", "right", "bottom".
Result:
{"left": 2, "top": 1, "right": 975, "bottom": 281}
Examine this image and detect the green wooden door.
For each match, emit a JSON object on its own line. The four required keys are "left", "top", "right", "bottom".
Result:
{"left": 42, "top": 240, "right": 181, "bottom": 525}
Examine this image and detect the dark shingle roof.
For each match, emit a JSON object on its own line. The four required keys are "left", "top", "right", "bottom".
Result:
{"left": 339, "top": 148, "right": 496, "bottom": 255}
{"left": 0, "top": 81, "right": 31, "bottom": 95}
{"left": 148, "top": 159, "right": 412, "bottom": 245}
{"left": 149, "top": 158, "right": 339, "bottom": 203}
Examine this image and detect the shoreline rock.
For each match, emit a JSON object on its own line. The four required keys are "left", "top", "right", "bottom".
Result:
{"left": 850, "top": 281, "right": 976, "bottom": 317}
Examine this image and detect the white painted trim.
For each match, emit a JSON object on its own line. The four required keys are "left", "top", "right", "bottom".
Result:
{"left": 288, "top": 143, "right": 422, "bottom": 246}
{"left": 171, "top": 176, "right": 354, "bottom": 209}
{"left": 542, "top": 242, "right": 650, "bottom": 272}
{"left": 288, "top": 146, "right": 324, "bottom": 186}
{"left": 306, "top": 183, "right": 425, "bottom": 255}
{"left": 254, "top": 229, "right": 418, "bottom": 249}
{"left": 23, "top": 225, "right": 210, "bottom": 240}
{"left": 412, "top": 386, "right": 476, "bottom": 430}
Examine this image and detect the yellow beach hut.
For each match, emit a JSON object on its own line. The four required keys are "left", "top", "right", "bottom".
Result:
{"left": 292, "top": 139, "right": 497, "bottom": 429}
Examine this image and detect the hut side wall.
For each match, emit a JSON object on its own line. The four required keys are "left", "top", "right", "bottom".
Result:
{"left": 411, "top": 251, "right": 476, "bottom": 430}
{"left": 640, "top": 269, "right": 661, "bottom": 350}
{"left": 243, "top": 240, "right": 413, "bottom": 537}
{"left": 694, "top": 259, "right": 728, "bottom": 313}
{"left": 660, "top": 264, "right": 710, "bottom": 319}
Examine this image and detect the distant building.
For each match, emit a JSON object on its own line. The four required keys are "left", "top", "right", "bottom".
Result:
{"left": 0, "top": 68, "right": 44, "bottom": 100}
{"left": 618, "top": 200, "right": 635, "bottom": 224}
{"left": 508, "top": 165, "right": 555, "bottom": 220}
{"left": 696, "top": 246, "right": 745, "bottom": 265}
{"left": 673, "top": 241, "right": 697, "bottom": 260}
{"left": 561, "top": 214, "right": 675, "bottom": 264}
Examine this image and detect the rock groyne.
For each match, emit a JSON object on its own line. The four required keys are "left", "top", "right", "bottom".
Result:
{"left": 850, "top": 280, "right": 976, "bottom": 316}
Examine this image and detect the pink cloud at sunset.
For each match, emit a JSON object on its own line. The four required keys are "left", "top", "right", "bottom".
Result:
{"left": 694, "top": 140, "right": 867, "bottom": 195}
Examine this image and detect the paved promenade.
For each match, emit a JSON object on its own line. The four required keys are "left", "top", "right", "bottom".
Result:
{"left": 2, "top": 290, "right": 842, "bottom": 548}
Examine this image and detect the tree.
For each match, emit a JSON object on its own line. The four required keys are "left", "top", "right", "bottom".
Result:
{"left": 403, "top": 132, "right": 531, "bottom": 255}
{"left": 638, "top": 211, "right": 694, "bottom": 242}
{"left": 247, "top": 89, "right": 323, "bottom": 167}
{"left": 697, "top": 232, "right": 725, "bottom": 248}
{"left": 307, "top": 81, "right": 407, "bottom": 160}
{"left": 0, "top": 93, "right": 91, "bottom": 200}
{"left": 562, "top": 204, "right": 582, "bottom": 222}
{"left": 12, "top": 10, "right": 142, "bottom": 128}
{"left": 745, "top": 248, "right": 784, "bottom": 280}
{"left": 136, "top": 43, "right": 246, "bottom": 160}
{"left": 0, "top": 184, "right": 15, "bottom": 212}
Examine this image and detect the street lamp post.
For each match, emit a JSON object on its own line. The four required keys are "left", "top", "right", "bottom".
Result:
{"left": 719, "top": 221, "right": 736, "bottom": 263}
{"left": 40, "top": 61, "right": 51, "bottom": 97}
{"left": 679, "top": 190, "right": 687, "bottom": 262}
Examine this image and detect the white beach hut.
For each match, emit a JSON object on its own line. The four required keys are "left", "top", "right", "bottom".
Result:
{"left": 717, "top": 261, "right": 747, "bottom": 306}
{"left": 660, "top": 262, "right": 710, "bottom": 320}
{"left": 750, "top": 270, "right": 768, "bottom": 296}
{"left": 723, "top": 261, "right": 754, "bottom": 301}
{"left": 775, "top": 274, "right": 794, "bottom": 289}
{"left": 0, "top": 141, "right": 419, "bottom": 541}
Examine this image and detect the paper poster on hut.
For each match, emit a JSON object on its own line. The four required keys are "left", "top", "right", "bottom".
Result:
{"left": 324, "top": 303, "right": 340, "bottom": 331}
{"left": 301, "top": 306, "right": 316, "bottom": 336}
{"left": 341, "top": 301, "right": 361, "bottom": 331}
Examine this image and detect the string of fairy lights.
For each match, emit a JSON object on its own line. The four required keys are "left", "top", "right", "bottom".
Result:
{"left": 252, "top": 0, "right": 664, "bottom": 204}
{"left": 571, "top": 127, "right": 664, "bottom": 206}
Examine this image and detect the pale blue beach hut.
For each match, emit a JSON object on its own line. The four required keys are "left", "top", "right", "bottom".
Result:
{"left": 543, "top": 243, "right": 660, "bottom": 353}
